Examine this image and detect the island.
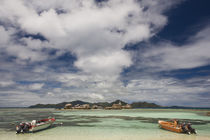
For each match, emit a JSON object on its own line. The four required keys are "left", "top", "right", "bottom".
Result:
{"left": 29, "top": 100, "right": 161, "bottom": 109}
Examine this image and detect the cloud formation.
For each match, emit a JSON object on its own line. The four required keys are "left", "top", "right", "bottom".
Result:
{"left": 0, "top": 0, "right": 177, "bottom": 74}
{"left": 1, "top": 0, "right": 210, "bottom": 107}
{"left": 138, "top": 27, "right": 210, "bottom": 71}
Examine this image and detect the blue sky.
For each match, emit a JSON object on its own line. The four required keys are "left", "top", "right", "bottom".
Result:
{"left": 0, "top": 0, "right": 210, "bottom": 107}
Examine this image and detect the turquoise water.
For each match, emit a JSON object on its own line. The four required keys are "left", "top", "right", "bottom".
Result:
{"left": 0, "top": 108, "right": 210, "bottom": 140}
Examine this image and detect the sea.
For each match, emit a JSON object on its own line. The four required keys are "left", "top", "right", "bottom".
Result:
{"left": 0, "top": 108, "right": 210, "bottom": 140}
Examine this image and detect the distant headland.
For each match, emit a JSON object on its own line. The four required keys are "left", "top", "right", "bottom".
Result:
{"left": 28, "top": 100, "right": 210, "bottom": 110}
{"left": 28, "top": 100, "right": 161, "bottom": 109}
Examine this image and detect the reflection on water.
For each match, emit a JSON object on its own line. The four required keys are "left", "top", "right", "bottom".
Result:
{"left": 0, "top": 108, "right": 210, "bottom": 140}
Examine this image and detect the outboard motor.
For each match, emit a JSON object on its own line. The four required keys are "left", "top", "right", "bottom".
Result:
{"left": 181, "top": 123, "right": 191, "bottom": 134}
{"left": 187, "top": 123, "right": 196, "bottom": 134}
{"left": 16, "top": 123, "right": 24, "bottom": 134}
{"left": 16, "top": 122, "right": 30, "bottom": 134}
{"left": 181, "top": 123, "right": 186, "bottom": 132}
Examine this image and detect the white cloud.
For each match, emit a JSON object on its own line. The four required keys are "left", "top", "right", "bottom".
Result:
{"left": 4, "top": 0, "right": 208, "bottom": 107}
{"left": 124, "top": 77, "right": 210, "bottom": 106}
{"left": 140, "top": 26, "right": 210, "bottom": 71}
{"left": 0, "top": 81, "right": 15, "bottom": 87}
{"left": 47, "top": 92, "right": 54, "bottom": 96}
{"left": 20, "top": 37, "right": 49, "bottom": 50}
{"left": 6, "top": 44, "right": 48, "bottom": 62}
{"left": 75, "top": 51, "right": 132, "bottom": 76}
{"left": 0, "top": 0, "right": 178, "bottom": 77}
{"left": 0, "top": 90, "right": 62, "bottom": 107}
{"left": 88, "top": 93, "right": 104, "bottom": 100}
{"left": 27, "top": 83, "right": 44, "bottom": 90}
{"left": 0, "top": 26, "right": 11, "bottom": 46}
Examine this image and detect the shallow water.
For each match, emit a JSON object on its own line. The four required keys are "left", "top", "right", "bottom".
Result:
{"left": 0, "top": 108, "right": 210, "bottom": 140}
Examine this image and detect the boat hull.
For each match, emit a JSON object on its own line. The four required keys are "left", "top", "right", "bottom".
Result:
{"left": 29, "top": 118, "right": 55, "bottom": 132}
{"left": 158, "top": 120, "right": 183, "bottom": 133}
{"left": 16, "top": 118, "right": 55, "bottom": 133}
{"left": 29, "top": 122, "right": 53, "bottom": 132}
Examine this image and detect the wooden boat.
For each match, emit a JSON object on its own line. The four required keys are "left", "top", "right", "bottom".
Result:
{"left": 16, "top": 118, "right": 55, "bottom": 133}
{"left": 158, "top": 120, "right": 196, "bottom": 134}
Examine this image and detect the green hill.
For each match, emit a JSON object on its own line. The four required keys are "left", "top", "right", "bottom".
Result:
{"left": 131, "top": 101, "right": 161, "bottom": 108}
{"left": 29, "top": 100, "right": 161, "bottom": 109}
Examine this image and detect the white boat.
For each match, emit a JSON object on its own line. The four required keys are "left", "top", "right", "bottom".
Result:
{"left": 16, "top": 118, "right": 56, "bottom": 133}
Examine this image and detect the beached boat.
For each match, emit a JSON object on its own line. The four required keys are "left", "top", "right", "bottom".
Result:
{"left": 158, "top": 120, "right": 196, "bottom": 134}
{"left": 16, "top": 118, "right": 55, "bottom": 134}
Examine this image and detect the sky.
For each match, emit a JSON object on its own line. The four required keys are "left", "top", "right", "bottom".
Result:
{"left": 0, "top": 0, "right": 210, "bottom": 107}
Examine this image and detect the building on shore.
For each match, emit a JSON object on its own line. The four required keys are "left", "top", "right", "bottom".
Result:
{"left": 82, "top": 104, "right": 90, "bottom": 109}
{"left": 92, "top": 105, "right": 103, "bottom": 109}
{"left": 122, "top": 104, "right": 132, "bottom": 109}
{"left": 105, "top": 107, "right": 112, "bottom": 110}
{"left": 105, "top": 101, "right": 122, "bottom": 110}
{"left": 64, "top": 104, "right": 72, "bottom": 109}
{"left": 112, "top": 102, "right": 122, "bottom": 109}
{"left": 64, "top": 102, "right": 132, "bottom": 110}
{"left": 64, "top": 103, "right": 91, "bottom": 109}
{"left": 72, "top": 104, "right": 91, "bottom": 109}
{"left": 105, "top": 102, "right": 132, "bottom": 110}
